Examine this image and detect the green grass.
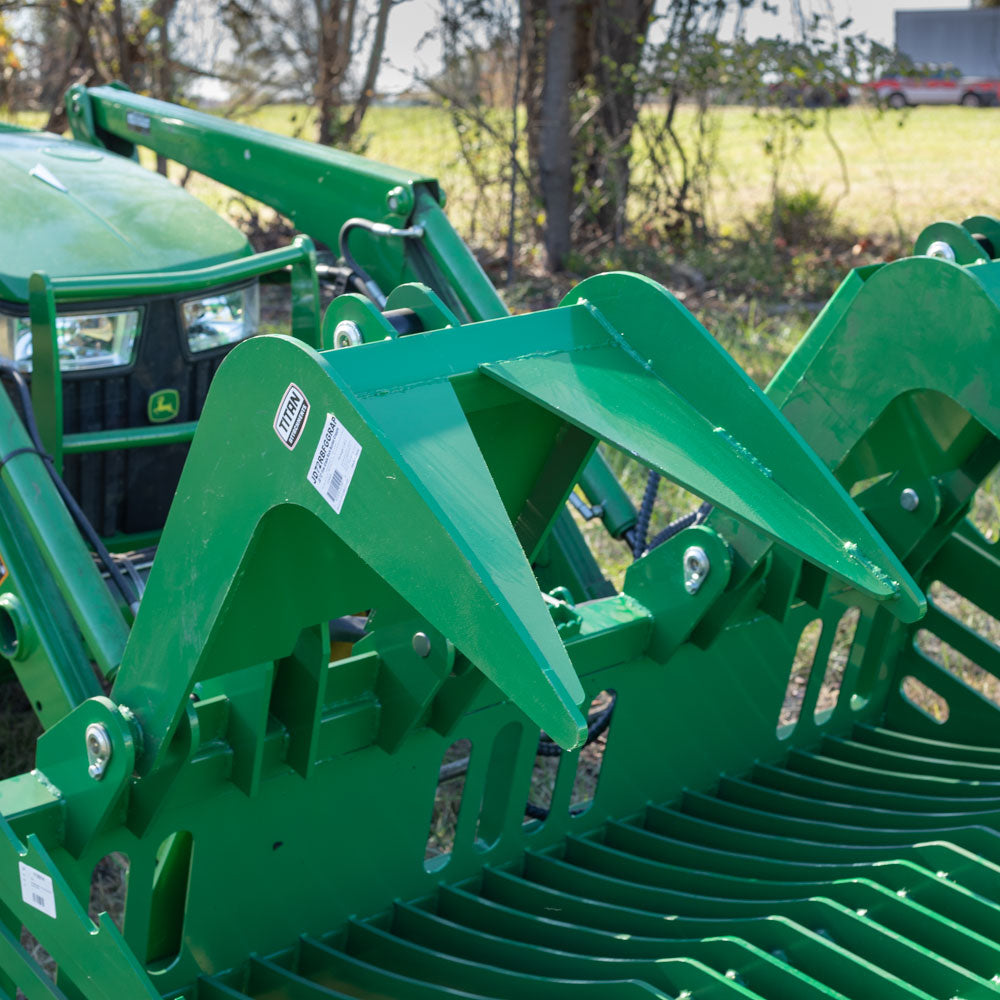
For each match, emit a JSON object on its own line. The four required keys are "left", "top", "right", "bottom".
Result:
{"left": 8, "top": 92, "right": 1000, "bottom": 581}
{"left": 220, "top": 100, "right": 1000, "bottom": 579}
{"left": 231, "top": 101, "right": 1000, "bottom": 249}
{"left": 0, "top": 108, "right": 46, "bottom": 129}
{"left": 633, "top": 103, "right": 1000, "bottom": 243}
{"left": 7, "top": 99, "right": 1000, "bottom": 246}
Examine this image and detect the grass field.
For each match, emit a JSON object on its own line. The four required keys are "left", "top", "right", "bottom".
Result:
{"left": 7, "top": 95, "right": 1000, "bottom": 556}
{"left": 232, "top": 102, "right": 1000, "bottom": 243}
{"left": 9, "top": 100, "right": 998, "bottom": 251}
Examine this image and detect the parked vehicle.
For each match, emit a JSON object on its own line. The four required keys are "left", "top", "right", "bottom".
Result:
{"left": 867, "top": 69, "right": 999, "bottom": 107}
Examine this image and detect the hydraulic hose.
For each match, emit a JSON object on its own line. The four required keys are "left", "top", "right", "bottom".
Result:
{"left": 631, "top": 469, "right": 661, "bottom": 558}
{"left": 647, "top": 501, "right": 714, "bottom": 551}
{"left": 0, "top": 361, "right": 140, "bottom": 614}
{"left": 338, "top": 218, "right": 425, "bottom": 308}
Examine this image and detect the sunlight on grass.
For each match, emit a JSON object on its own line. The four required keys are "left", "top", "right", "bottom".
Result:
{"left": 110, "top": 101, "right": 1000, "bottom": 252}
{"left": 6, "top": 99, "right": 1000, "bottom": 249}
{"left": 0, "top": 109, "right": 46, "bottom": 129}
{"left": 969, "top": 466, "right": 1000, "bottom": 542}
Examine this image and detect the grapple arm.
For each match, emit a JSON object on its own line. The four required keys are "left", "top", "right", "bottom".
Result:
{"left": 109, "top": 272, "right": 921, "bottom": 781}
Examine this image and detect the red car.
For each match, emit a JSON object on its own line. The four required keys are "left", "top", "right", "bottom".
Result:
{"left": 867, "top": 72, "right": 999, "bottom": 108}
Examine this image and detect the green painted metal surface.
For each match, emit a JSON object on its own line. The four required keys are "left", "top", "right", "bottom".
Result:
{"left": 64, "top": 83, "right": 606, "bottom": 594}
{"left": 4, "top": 86, "right": 1000, "bottom": 1000}
{"left": 0, "top": 129, "right": 250, "bottom": 303}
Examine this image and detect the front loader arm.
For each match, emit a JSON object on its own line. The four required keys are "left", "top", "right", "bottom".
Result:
{"left": 65, "top": 85, "right": 506, "bottom": 325}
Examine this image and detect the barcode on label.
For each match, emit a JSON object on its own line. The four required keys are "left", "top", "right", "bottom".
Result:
{"left": 327, "top": 469, "right": 344, "bottom": 505}
{"left": 307, "top": 413, "right": 361, "bottom": 515}
{"left": 19, "top": 862, "right": 56, "bottom": 918}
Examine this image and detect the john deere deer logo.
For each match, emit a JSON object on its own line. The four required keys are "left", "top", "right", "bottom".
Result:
{"left": 148, "top": 389, "right": 180, "bottom": 423}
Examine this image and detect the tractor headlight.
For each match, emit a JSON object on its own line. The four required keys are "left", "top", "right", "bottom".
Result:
{"left": 181, "top": 283, "right": 260, "bottom": 354}
{"left": 0, "top": 309, "right": 142, "bottom": 372}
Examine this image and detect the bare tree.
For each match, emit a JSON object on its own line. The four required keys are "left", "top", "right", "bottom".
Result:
{"left": 519, "top": 0, "right": 653, "bottom": 269}
{"left": 3, "top": 0, "right": 181, "bottom": 135}
{"left": 221, "top": 0, "right": 395, "bottom": 146}
{"left": 533, "top": 0, "right": 576, "bottom": 269}
{"left": 428, "top": 0, "right": 537, "bottom": 269}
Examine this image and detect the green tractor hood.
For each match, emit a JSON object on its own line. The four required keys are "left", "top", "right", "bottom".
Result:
{"left": 0, "top": 129, "right": 251, "bottom": 304}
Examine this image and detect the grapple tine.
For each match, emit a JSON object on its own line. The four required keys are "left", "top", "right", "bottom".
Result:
{"left": 482, "top": 272, "right": 924, "bottom": 622}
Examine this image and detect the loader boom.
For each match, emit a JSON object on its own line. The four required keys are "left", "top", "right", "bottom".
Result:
{"left": 66, "top": 86, "right": 506, "bottom": 326}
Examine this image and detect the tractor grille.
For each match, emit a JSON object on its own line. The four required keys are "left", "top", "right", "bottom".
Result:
{"left": 202, "top": 721, "right": 1000, "bottom": 999}
{"left": 61, "top": 348, "right": 224, "bottom": 538}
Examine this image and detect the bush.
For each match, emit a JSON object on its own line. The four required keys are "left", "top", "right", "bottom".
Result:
{"left": 765, "top": 188, "right": 836, "bottom": 245}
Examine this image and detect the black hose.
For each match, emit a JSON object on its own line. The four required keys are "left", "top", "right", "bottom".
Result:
{"left": 526, "top": 694, "right": 617, "bottom": 820}
{"left": 631, "top": 469, "right": 661, "bottom": 558}
{"left": 524, "top": 801, "right": 549, "bottom": 821}
{"left": 0, "top": 361, "right": 140, "bottom": 614}
{"left": 647, "top": 501, "right": 714, "bottom": 551}
{"left": 536, "top": 693, "right": 616, "bottom": 757}
{"left": 338, "top": 217, "right": 425, "bottom": 309}
{"left": 314, "top": 262, "right": 369, "bottom": 298}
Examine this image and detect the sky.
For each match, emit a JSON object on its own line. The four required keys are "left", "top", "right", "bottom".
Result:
{"left": 740, "top": 0, "right": 972, "bottom": 45}
{"left": 377, "top": 0, "right": 977, "bottom": 93}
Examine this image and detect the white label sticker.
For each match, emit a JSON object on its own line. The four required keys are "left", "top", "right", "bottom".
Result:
{"left": 308, "top": 413, "right": 361, "bottom": 514}
{"left": 273, "top": 383, "right": 310, "bottom": 450}
{"left": 19, "top": 863, "right": 56, "bottom": 918}
{"left": 126, "top": 110, "right": 151, "bottom": 134}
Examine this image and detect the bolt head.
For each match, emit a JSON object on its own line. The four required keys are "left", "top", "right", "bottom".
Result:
{"left": 925, "top": 240, "right": 956, "bottom": 262}
{"left": 85, "top": 722, "right": 112, "bottom": 781}
{"left": 412, "top": 632, "right": 431, "bottom": 657}
{"left": 900, "top": 487, "right": 920, "bottom": 512}
{"left": 386, "top": 185, "right": 410, "bottom": 214}
{"left": 682, "top": 545, "right": 710, "bottom": 595}
{"left": 334, "top": 320, "right": 363, "bottom": 349}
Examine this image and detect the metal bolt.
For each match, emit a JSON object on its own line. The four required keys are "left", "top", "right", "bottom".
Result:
{"left": 683, "top": 545, "right": 710, "bottom": 595}
{"left": 900, "top": 487, "right": 920, "bottom": 512}
{"left": 386, "top": 185, "right": 408, "bottom": 213}
{"left": 412, "top": 632, "right": 431, "bottom": 657}
{"left": 925, "top": 240, "right": 956, "bottom": 262}
{"left": 85, "top": 723, "right": 112, "bottom": 780}
{"left": 334, "top": 320, "right": 364, "bottom": 349}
